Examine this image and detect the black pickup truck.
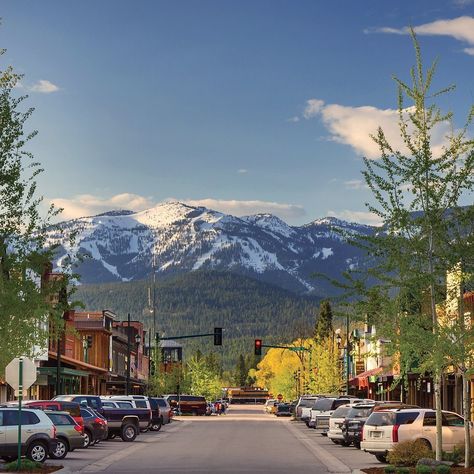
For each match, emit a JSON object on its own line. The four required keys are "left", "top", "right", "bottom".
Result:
{"left": 53, "top": 395, "right": 151, "bottom": 442}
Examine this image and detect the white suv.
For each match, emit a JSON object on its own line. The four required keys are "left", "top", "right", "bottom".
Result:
{"left": 0, "top": 408, "right": 57, "bottom": 463}
{"left": 328, "top": 404, "right": 352, "bottom": 445}
{"left": 296, "top": 396, "right": 320, "bottom": 423}
{"left": 310, "top": 398, "right": 370, "bottom": 431}
{"left": 361, "top": 408, "right": 473, "bottom": 463}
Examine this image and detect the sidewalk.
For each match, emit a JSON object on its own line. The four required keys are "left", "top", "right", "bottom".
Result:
{"left": 287, "top": 420, "right": 384, "bottom": 472}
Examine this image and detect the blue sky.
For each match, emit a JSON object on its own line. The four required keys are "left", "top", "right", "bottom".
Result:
{"left": 1, "top": 1, "right": 474, "bottom": 225}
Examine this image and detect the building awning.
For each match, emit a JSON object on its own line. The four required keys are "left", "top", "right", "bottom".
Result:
{"left": 350, "top": 367, "right": 384, "bottom": 389}
{"left": 48, "top": 351, "right": 108, "bottom": 373}
{"left": 38, "top": 367, "right": 90, "bottom": 377}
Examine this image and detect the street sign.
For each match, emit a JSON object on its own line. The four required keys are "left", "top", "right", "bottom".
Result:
{"left": 277, "top": 394, "right": 283, "bottom": 401}
{"left": 5, "top": 357, "right": 37, "bottom": 392}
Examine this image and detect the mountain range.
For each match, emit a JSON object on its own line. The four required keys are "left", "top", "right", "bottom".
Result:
{"left": 46, "top": 201, "right": 373, "bottom": 295}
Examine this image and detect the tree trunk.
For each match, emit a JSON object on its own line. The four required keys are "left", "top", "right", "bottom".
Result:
{"left": 463, "top": 371, "right": 471, "bottom": 468}
{"left": 434, "top": 374, "right": 443, "bottom": 461}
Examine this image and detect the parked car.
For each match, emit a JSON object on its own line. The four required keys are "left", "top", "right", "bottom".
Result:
{"left": 0, "top": 407, "right": 58, "bottom": 463}
{"left": 53, "top": 395, "right": 104, "bottom": 415}
{"left": 264, "top": 399, "right": 277, "bottom": 414}
{"left": 275, "top": 403, "right": 292, "bottom": 417}
{"left": 165, "top": 395, "right": 207, "bottom": 415}
{"left": 45, "top": 411, "right": 84, "bottom": 460}
{"left": 103, "top": 395, "right": 151, "bottom": 411}
{"left": 54, "top": 394, "right": 148, "bottom": 441}
{"left": 361, "top": 408, "right": 473, "bottom": 463}
{"left": 342, "top": 402, "right": 417, "bottom": 449}
{"left": 80, "top": 407, "right": 108, "bottom": 448}
{"left": 308, "top": 397, "right": 360, "bottom": 430}
{"left": 295, "top": 396, "right": 320, "bottom": 422}
{"left": 4, "top": 400, "right": 84, "bottom": 433}
{"left": 327, "top": 404, "right": 353, "bottom": 445}
{"left": 149, "top": 397, "right": 172, "bottom": 430}
{"left": 101, "top": 400, "right": 134, "bottom": 409}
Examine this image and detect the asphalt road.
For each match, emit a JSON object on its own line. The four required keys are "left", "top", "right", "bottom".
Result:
{"left": 25, "top": 405, "right": 382, "bottom": 473}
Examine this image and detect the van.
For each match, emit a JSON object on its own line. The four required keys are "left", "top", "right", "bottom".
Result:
{"left": 165, "top": 395, "right": 207, "bottom": 415}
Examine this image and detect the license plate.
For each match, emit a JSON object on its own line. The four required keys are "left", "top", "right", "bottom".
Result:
{"left": 371, "top": 431, "right": 382, "bottom": 438}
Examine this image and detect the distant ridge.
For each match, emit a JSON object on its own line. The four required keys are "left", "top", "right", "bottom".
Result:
{"left": 46, "top": 201, "right": 373, "bottom": 295}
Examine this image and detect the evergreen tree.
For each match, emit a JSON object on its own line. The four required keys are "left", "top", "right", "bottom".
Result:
{"left": 237, "top": 354, "right": 247, "bottom": 386}
{"left": 314, "top": 300, "right": 333, "bottom": 342}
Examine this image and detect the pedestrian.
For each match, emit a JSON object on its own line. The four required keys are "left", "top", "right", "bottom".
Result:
{"left": 221, "top": 401, "right": 226, "bottom": 415}
{"left": 216, "top": 401, "right": 221, "bottom": 415}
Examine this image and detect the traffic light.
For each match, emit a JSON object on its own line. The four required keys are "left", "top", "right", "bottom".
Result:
{"left": 86, "top": 335, "right": 93, "bottom": 348}
{"left": 254, "top": 339, "right": 262, "bottom": 356}
{"left": 214, "top": 327, "right": 222, "bottom": 346}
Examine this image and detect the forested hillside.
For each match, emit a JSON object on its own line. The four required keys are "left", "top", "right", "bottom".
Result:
{"left": 75, "top": 271, "right": 320, "bottom": 367}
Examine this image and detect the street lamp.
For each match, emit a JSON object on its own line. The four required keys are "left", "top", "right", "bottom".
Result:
{"left": 336, "top": 332, "right": 342, "bottom": 348}
{"left": 135, "top": 334, "right": 141, "bottom": 347}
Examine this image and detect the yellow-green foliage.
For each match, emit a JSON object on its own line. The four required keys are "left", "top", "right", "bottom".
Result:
{"left": 387, "top": 440, "right": 434, "bottom": 467}
{"left": 254, "top": 337, "right": 342, "bottom": 399}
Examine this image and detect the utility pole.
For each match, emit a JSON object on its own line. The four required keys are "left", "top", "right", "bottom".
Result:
{"left": 346, "top": 313, "right": 350, "bottom": 396}
{"left": 126, "top": 313, "right": 131, "bottom": 396}
{"left": 56, "top": 333, "right": 61, "bottom": 396}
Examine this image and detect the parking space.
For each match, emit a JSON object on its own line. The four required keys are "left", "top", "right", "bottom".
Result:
{"left": 0, "top": 422, "right": 182, "bottom": 473}
{"left": 287, "top": 420, "right": 385, "bottom": 471}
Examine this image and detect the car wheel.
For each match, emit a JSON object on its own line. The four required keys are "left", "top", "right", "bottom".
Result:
{"left": 340, "top": 440, "right": 350, "bottom": 447}
{"left": 330, "top": 439, "right": 339, "bottom": 444}
{"left": 151, "top": 420, "right": 162, "bottom": 431}
{"left": 50, "top": 438, "right": 69, "bottom": 460}
{"left": 375, "top": 454, "right": 387, "bottom": 463}
{"left": 26, "top": 441, "right": 48, "bottom": 463}
{"left": 83, "top": 430, "right": 93, "bottom": 448}
{"left": 121, "top": 423, "right": 138, "bottom": 442}
{"left": 418, "top": 439, "right": 432, "bottom": 450}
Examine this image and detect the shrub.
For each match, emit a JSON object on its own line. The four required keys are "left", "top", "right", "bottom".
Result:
{"left": 396, "top": 468, "right": 410, "bottom": 474}
{"left": 384, "top": 466, "right": 396, "bottom": 473}
{"left": 442, "top": 447, "right": 462, "bottom": 466}
{"left": 387, "top": 440, "right": 434, "bottom": 467}
{"left": 5, "top": 459, "right": 43, "bottom": 471}
{"left": 416, "top": 466, "right": 432, "bottom": 474}
{"left": 435, "top": 466, "right": 450, "bottom": 474}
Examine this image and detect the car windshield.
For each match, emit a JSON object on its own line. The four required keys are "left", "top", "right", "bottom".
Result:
{"left": 299, "top": 399, "right": 317, "bottom": 408}
{"left": 312, "top": 398, "right": 334, "bottom": 411}
{"left": 347, "top": 406, "right": 374, "bottom": 418}
{"left": 331, "top": 406, "right": 351, "bottom": 418}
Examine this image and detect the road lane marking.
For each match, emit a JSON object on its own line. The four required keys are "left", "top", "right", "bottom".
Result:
{"left": 78, "top": 422, "right": 190, "bottom": 473}
{"left": 284, "top": 421, "right": 351, "bottom": 473}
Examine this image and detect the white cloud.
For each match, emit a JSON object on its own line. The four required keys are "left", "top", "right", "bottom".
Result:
{"left": 287, "top": 116, "right": 300, "bottom": 123}
{"left": 237, "top": 169, "right": 248, "bottom": 174}
{"left": 303, "top": 99, "right": 325, "bottom": 119}
{"left": 30, "top": 79, "right": 60, "bottom": 94}
{"left": 328, "top": 209, "right": 383, "bottom": 226}
{"left": 344, "top": 179, "right": 368, "bottom": 190}
{"left": 367, "top": 16, "right": 474, "bottom": 55}
{"left": 183, "top": 198, "right": 306, "bottom": 220}
{"left": 50, "top": 193, "right": 154, "bottom": 220}
{"left": 303, "top": 98, "right": 450, "bottom": 159}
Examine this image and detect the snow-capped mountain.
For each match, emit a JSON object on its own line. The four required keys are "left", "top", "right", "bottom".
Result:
{"left": 46, "top": 201, "right": 373, "bottom": 294}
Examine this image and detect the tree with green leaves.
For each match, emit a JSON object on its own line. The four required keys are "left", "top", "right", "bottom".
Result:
{"left": 314, "top": 300, "right": 333, "bottom": 342}
{"left": 352, "top": 30, "right": 474, "bottom": 462}
{"left": 0, "top": 46, "right": 76, "bottom": 374}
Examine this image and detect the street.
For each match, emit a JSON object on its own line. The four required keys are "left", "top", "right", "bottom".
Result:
{"left": 41, "top": 405, "right": 383, "bottom": 473}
